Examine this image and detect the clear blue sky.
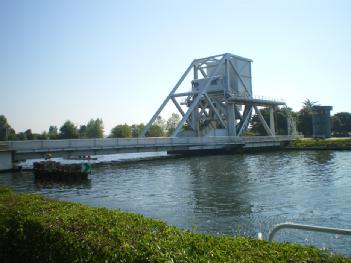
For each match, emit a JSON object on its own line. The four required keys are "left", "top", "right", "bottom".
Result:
{"left": 1, "top": 0, "right": 350, "bottom": 134}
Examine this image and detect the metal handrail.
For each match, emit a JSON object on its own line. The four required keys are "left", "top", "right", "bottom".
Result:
{"left": 268, "top": 223, "right": 351, "bottom": 241}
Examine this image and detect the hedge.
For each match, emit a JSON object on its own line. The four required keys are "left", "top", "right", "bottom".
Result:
{"left": 0, "top": 187, "right": 348, "bottom": 262}
{"left": 291, "top": 138, "right": 351, "bottom": 149}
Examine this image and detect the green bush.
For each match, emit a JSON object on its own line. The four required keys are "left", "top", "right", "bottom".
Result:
{"left": 0, "top": 187, "right": 348, "bottom": 262}
{"left": 291, "top": 138, "right": 351, "bottom": 148}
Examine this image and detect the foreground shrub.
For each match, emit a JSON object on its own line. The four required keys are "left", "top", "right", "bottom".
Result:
{"left": 0, "top": 187, "right": 347, "bottom": 262}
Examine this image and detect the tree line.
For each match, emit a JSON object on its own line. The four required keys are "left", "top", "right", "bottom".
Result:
{"left": 1, "top": 101, "right": 351, "bottom": 141}
{"left": 0, "top": 114, "right": 181, "bottom": 141}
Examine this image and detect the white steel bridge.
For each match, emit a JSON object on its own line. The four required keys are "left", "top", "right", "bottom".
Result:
{"left": 0, "top": 53, "right": 300, "bottom": 171}
{"left": 0, "top": 135, "right": 300, "bottom": 171}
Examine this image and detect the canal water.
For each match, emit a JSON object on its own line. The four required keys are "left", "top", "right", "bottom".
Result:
{"left": 0, "top": 150, "right": 350, "bottom": 256}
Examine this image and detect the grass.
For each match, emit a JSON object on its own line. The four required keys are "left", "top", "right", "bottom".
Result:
{"left": 0, "top": 187, "right": 349, "bottom": 262}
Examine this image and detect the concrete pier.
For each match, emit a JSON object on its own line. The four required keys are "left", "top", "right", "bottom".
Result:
{"left": 0, "top": 151, "right": 12, "bottom": 171}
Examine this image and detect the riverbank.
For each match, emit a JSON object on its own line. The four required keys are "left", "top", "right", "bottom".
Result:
{"left": 0, "top": 187, "right": 348, "bottom": 262}
{"left": 288, "top": 137, "right": 351, "bottom": 150}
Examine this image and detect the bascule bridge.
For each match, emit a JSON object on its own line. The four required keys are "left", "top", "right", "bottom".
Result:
{"left": 141, "top": 53, "right": 296, "bottom": 139}
{"left": 0, "top": 53, "right": 299, "bottom": 171}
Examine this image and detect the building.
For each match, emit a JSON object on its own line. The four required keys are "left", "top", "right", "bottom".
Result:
{"left": 312, "top": 106, "right": 333, "bottom": 138}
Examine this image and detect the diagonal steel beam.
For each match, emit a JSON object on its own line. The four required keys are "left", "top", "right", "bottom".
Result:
{"left": 172, "top": 97, "right": 196, "bottom": 130}
{"left": 140, "top": 60, "right": 195, "bottom": 137}
{"left": 198, "top": 100, "right": 208, "bottom": 116}
{"left": 253, "top": 105, "right": 274, "bottom": 136}
{"left": 235, "top": 105, "right": 243, "bottom": 121}
{"left": 171, "top": 55, "right": 227, "bottom": 137}
{"left": 212, "top": 100, "right": 226, "bottom": 115}
{"left": 197, "top": 102, "right": 216, "bottom": 130}
{"left": 237, "top": 106, "right": 252, "bottom": 136}
{"left": 199, "top": 67, "right": 207, "bottom": 78}
{"left": 194, "top": 53, "right": 226, "bottom": 63}
{"left": 171, "top": 97, "right": 185, "bottom": 117}
{"left": 204, "top": 94, "right": 226, "bottom": 128}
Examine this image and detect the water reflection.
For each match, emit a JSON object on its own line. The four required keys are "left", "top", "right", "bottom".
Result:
{"left": 304, "top": 151, "right": 336, "bottom": 183}
{"left": 189, "top": 156, "right": 252, "bottom": 217}
{"left": 308, "top": 150, "right": 335, "bottom": 164}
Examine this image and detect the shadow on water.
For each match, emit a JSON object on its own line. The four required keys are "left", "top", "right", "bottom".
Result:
{"left": 0, "top": 171, "right": 92, "bottom": 194}
{"left": 34, "top": 177, "right": 91, "bottom": 190}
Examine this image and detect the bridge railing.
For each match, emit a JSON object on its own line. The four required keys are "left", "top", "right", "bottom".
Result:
{"left": 6, "top": 135, "right": 299, "bottom": 154}
{"left": 7, "top": 136, "right": 245, "bottom": 153}
{"left": 0, "top": 142, "right": 9, "bottom": 151}
{"left": 242, "top": 135, "right": 302, "bottom": 143}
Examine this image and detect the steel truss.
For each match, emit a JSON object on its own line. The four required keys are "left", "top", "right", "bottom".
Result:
{"left": 140, "top": 53, "right": 294, "bottom": 138}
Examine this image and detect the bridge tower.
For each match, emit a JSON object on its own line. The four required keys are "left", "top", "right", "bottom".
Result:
{"left": 140, "top": 53, "right": 293, "bottom": 138}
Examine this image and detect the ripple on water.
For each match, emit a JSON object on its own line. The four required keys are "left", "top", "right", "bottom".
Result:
{"left": 0, "top": 151, "right": 350, "bottom": 256}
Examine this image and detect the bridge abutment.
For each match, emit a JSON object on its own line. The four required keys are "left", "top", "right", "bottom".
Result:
{"left": 0, "top": 151, "right": 13, "bottom": 172}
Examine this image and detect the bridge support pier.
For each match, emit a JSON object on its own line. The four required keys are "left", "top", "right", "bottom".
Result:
{"left": 0, "top": 151, "right": 13, "bottom": 172}
{"left": 269, "top": 107, "right": 275, "bottom": 136}
{"left": 227, "top": 103, "right": 236, "bottom": 136}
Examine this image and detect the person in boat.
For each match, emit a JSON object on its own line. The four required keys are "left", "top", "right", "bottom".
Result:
{"left": 45, "top": 153, "right": 52, "bottom": 160}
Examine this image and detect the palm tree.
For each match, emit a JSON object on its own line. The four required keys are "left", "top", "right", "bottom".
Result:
{"left": 298, "top": 99, "right": 318, "bottom": 136}
{"left": 302, "top": 99, "right": 318, "bottom": 112}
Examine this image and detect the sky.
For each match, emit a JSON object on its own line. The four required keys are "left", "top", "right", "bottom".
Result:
{"left": 1, "top": 0, "right": 350, "bottom": 134}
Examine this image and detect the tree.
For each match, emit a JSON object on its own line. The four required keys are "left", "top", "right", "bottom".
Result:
{"left": 250, "top": 108, "right": 269, "bottom": 135}
{"left": 145, "top": 116, "right": 165, "bottom": 137}
{"left": 8, "top": 129, "right": 17, "bottom": 140}
{"left": 332, "top": 112, "right": 351, "bottom": 136}
{"left": 48, "top": 126, "right": 59, "bottom": 139}
{"left": 59, "top": 120, "right": 79, "bottom": 139}
{"left": 16, "top": 132, "right": 27, "bottom": 140}
{"left": 302, "top": 99, "right": 318, "bottom": 110}
{"left": 24, "top": 129, "right": 36, "bottom": 140}
{"left": 110, "top": 124, "right": 132, "bottom": 138}
{"left": 297, "top": 99, "right": 318, "bottom": 136}
{"left": 0, "top": 115, "right": 16, "bottom": 141}
{"left": 279, "top": 107, "right": 298, "bottom": 135}
{"left": 249, "top": 107, "right": 293, "bottom": 135}
{"left": 166, "top": 113, "right": 180, "bottom": 136}
{"left": 131, "top": 123, "right": 145, "bottom": 138}
{"left": 78, "top": 125, "right": 87, "bottom": 138}
{"left": 155, "top": 116, "right": 166, "bottom": 132}
{"left": 297, "top": 109, "right": 312, "bottom": 136}
{"left": 146, "top": 124, "right": 164, "bottom": 137}
{"left": 85, "top": 118, "right": 104, "bottom": 138}
{"left": 37, "top": 131, "right": 49, "bottom": 140}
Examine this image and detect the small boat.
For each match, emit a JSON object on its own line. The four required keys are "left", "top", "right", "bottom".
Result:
{"left": 33, "top": 161, "right": 91, "bottom": 180}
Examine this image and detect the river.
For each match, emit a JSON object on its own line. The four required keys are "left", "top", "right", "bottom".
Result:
{"left": 0, "top": 150, "right": 350, "bottom": 256}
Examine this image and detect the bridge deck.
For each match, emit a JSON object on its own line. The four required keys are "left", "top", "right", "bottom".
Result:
{"left": 4, "top": 135, "right": 300, "bottom": 161}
